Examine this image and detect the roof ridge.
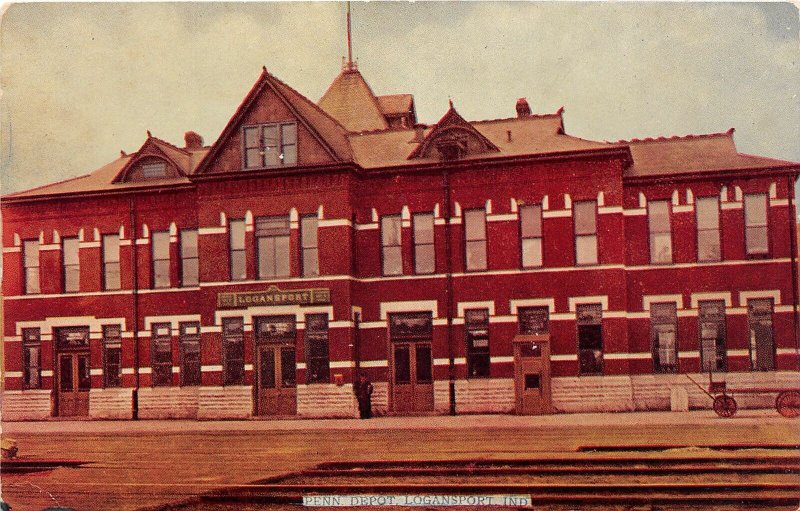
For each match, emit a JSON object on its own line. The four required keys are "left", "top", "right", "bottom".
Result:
{"left": 148, "top": 135, "right": 191, "bottom": 155}
{"left": 472, "top": 109, "right": 564, "bottom": 125}
{"left": 615, "top": 128, "right": 735, "bottom": 144}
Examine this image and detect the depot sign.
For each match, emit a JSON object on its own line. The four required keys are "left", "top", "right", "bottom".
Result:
{"left": 217, "top": 286, "right": 331, "bottom": 309}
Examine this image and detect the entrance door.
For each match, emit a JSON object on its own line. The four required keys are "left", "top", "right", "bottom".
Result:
{"left": 57, "top": 352, "right": 90, "bottom": 416}
{"left": 392, "top": 342, "right": 434, "bottom": 413}
{"left": 254, "top": 316, "right": 297, "bottom": 416}
{"left": 513, "top": 335, "right": 552, "bottom": 415}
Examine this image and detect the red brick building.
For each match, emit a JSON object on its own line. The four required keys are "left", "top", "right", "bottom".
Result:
{"left": 3, "top": 63, "right": 799, "bottom": 420}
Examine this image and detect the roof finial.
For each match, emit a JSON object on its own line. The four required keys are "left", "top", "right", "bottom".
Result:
{"left": 448, "top": 98, "right": 454, "bottom": 109}
{"left": 146, "top": 130, "right": 152, "bottom": 138}
{"left": 344, "top": 1, "right": 357, "bottom": 71}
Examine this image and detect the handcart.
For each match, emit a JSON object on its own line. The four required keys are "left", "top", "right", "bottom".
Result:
{"left": 685, "top": 373, "right": 800, "bottom": 418}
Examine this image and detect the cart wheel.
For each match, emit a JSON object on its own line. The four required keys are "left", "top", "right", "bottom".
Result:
{"left": 776, "top": 391, "right": 800, "bottom": 418}
{"left": 713, "top": 395, "right": 737, "bottom": 418}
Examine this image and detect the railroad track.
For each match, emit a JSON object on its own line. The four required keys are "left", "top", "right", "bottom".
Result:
{"left": 195, "top": 456, "right": 800, "bottom": 508}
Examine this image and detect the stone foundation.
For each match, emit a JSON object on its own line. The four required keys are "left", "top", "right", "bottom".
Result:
{"left": 1, "top": 390, "right": 52, "bottom": 421}
{"left": 455, "top": 378, "right": 515, "bottom": 414}
{"left": 137, "top": 387, "right": 199, "bottom": 419}
{"left": 90, "top": 388, "right": 134, "bottom": 419}
{"left": 552, "top": 376, "right": 635, "bottom": 413}
{"left": 297, "top": 384, "right": 357, "bottom": 418}
{"left": 197, "top": 386, "right": 252, "bottom": 419}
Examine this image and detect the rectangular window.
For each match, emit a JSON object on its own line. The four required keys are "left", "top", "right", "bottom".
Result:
{"left": 748, "top": 298, "right": 775, "bottom": 371}
{"left": 413, "top": 213, "right": 435, "bottom": 274}
{"left": 229, "top": 220, "right": 246, "bottom": 281}
{"left": 518, "top": 306, "right": 549, "bottom": 335}
{"left": 23, "top": 240, "right": 40, "bottom": 294}
{"left": 574, "top": 201, "right": 598, "bottom": 265}
{"left": 744, "top": 193, "right": 768, "bottom": 255}
{"left": 305, "top": 314, "right": 329, "bottom": 383}
{"left": 179, "top": 322, "right": 201, "bottom": 386}
{"left": 301, "top": 216, "right": 319, "bottom": 277}
{"left": 696, "top": 197, "right": 721, "bottom": 262}
{"left": 577, "top": 304, "right": 603, "bottom": 375}
{"left": 103, "top": 325, "right": 122, "bottom": 388}
{"left": 381, "top": 215, "right": 402, "bottom": 276}
{"left": 141, "top": 162, "right": 167, "bottom": 178}
{"left": 180, "top": 229, "right": 199, "bottom": 287}
{"left": 520, "top": 204, "right": 543, "bottom": 268}
{"left": 151, "top": 323, "right": 173, "bottom": 386}
{"left": 648, "top": 200, "right": 672, "bottom": 264}
{"left": 255, "top": 216, "right": 290, "bottom": 279}
{"left": 651, "top": 303, "right": 678, "bottom": 373}
{"left": 222, "top": 318, "right": 245, "bottom": 385}
{"left": 465, "top": 309, "right": 490, "bottom": 378}
{"left": 151, "top": 231, "right": 170, "bottom": 288}
{"left": 22, "top": 328, "right": 41, "bottom": 389}
{"left": 62, "top": 237, "right": 80, "bottom": 293}
{"left": 243, "top": 122, "right": 298, "bottom": 169}
{"left": 103, "top": 234, "right": 121, "bottom": 290}
{"left": 464, "top": 209, "right": 487, "bottom": 271}
{"left": 699, "top": 300, "right": 727, "bottom": 372}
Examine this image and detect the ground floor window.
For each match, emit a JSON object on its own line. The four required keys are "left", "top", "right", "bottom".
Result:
{"left": 577, "top": 304, "right": 603, "bottom": 375}
{"left": 518, "top": 306, "right": 549, "bottom": 335}
{"left": 103, "top": 325, "right": 122, "bottom": 387}
{"left": 651, "top": 303, "right": 678, "bottom": 373}
{"left": 22, "top": 328, "right": 41, "bottom": 389}
{"left": 180, "top": 322, "right": 201, "bottom": 386}
{"left": 465, "top": 309, "right": 490, "bottom": 377}
{"left": 699, "top": 300, "right": 726, "bottom": 372}
{"left": 151, "top": 323, "right": 173, "bottom": 386}
{"left": 222, "top": 318, "right": 245, "bottom": 385}
{"left": 748, "top": 298, "right": 774, "bottom": 371}
{"left": 305, "top": 314, "right": 329, "bottom": 383}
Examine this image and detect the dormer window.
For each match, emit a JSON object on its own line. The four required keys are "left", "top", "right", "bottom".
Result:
{"left": 435, "top": 135, "right": 468, "bottom": 161}
{"left": 243, "top": 122, "right": 297, "bottom": 169}
{"left": 141, "top": 162, "right": 167, "bottom": 179}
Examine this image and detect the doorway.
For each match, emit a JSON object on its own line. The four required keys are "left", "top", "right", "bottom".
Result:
{"left": 254, "top": 316, "right": 297, "bottom": 416}
{"left": 513, "top": 334, "right": 552, "bottom": 415}
{"left": 55, "top": 327, "right": 91, "bottom": 417}
{"left": 389, "top": 313, "right": 434, "bottom": 413}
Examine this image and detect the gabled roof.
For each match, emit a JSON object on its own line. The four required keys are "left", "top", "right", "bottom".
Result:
{"left": 113, "top": 134, "right": 192, "bottom": 182}
{"left": 621, "top": 129, "right": 798, "bottom": 178}
{"left": 318, "top": 69, "right": 389, "bottom": 132}
{"left": 195, "top": 68, "right": 352, "bottom": 174}
{"left": 377, "top": 94, "right": 414, "bottom": 116}
{"left": 407, "top": 105, "right": 500, "bottom": 159}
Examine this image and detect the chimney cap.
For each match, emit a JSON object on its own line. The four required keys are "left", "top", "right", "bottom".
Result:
{"left": 184, "top": 131, "right": 204, "bottom": 150}
{"left": 516, "top": 98, "right": 531, "bottom": 117}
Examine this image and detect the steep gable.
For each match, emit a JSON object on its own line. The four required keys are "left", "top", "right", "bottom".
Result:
{"left": 196, "top": 68, "right": 352, "bottom": 175}
{"left": 408, "top": 105, "right": 500, "bottom": 160}
{"left": 318, "top": 69, "right": 389, "bottom": 132}
{"left": 113, "top": 134, "right": 190, "bottom": 183}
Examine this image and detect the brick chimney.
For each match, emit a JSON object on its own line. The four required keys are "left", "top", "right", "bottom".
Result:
{"left": 184, "top": 131, "right": 204, "bottom": 150}
{"left": 516, "top": 98, "right": 531, "bottom": 117}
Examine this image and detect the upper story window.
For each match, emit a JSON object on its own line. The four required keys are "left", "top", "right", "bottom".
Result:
{"left": 141, "top": 161, "right": 167, "bottom": 179}
{"left": 180, "top": 229, "right": 199, "bottom": 287}
{"left": 413, "top": 213, "right": 435, "bottom": 275}
{"left": 103, "top": 234, "right": 121, "bottom": 290}
{"left": 648, "top": 200, "right": 672, "bottom": 264}
{"left": 62, "top": 237, "right": 80, "bottom": 293}
{"left": 381, "top": 215, "right": 402, "bottom": 276}
{"left": 255, "top": 216, "right": 290, "bottom": 279}
{"left": 520, "top": 204, "right": 543, "bottom": 268}
{"left": 243, "top": 123, "right": 297, "bottom": 169}
{"left": 744, "top": 193, "right": 768, "bottom": 255}
{"left": 229, "top": 220, "right": 246, "bottom": 281}
{"left": 151, "top": 231, "right": 171, "bottom": 288}
{"left": 464, "top": 209, "right": 487, "bottom": 271}
{"left": 696, "top": 197, "right": 721, "bottom": 262}
{"left": 301, "top": 216, "right": 319, "bottom": 277}
{"left": 23, "top": 240, "right": 40, "bottom": 295}
{"left": 574, "top": 201, "right": 598, "bottom": 265}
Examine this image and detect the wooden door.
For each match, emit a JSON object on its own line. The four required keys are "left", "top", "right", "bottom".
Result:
{"left": 57, "top": 352, "right": 90, "bottom": 416}
{"left": 256, "top": 345, "right": 297, "bottom": 416}
{"left": 513, "top": 335, "right": 552, "bottom": 415}
{"left": 392, "top": 342, "right": 434, "bottom": 413}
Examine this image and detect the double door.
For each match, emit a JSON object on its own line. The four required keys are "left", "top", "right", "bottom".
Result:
{"left": 391, "top": 342, "right": 434, "bottom": 413}
{"left": 57, "top": 352, "right": 91, "bottom": 416}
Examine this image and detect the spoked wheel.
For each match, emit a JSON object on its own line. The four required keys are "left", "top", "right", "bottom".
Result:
{"left": 776, "top": 391, "right": 800, "bottom": 418}
{"left": 713, "top": 395, "right": 737, "bottom": 418}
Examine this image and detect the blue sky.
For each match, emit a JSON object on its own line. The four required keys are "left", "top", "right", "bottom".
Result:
{"left": 1, "top": 2, "right": 798, "bottom": 202}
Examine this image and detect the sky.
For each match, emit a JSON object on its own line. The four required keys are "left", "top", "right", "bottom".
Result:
{"left": 0, "top": 2, "right": 798, "bottom": 201}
